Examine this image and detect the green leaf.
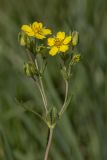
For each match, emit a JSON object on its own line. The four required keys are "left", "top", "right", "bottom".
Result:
{"left": 0, "top": 126, "right": 14, "bottom": 160}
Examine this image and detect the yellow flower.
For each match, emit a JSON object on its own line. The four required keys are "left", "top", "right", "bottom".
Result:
{"left": 47, "top": 32, "right": 72, "bottom": 56}
{"left": 21, "top": 22, "right": 52, "bottom": 39}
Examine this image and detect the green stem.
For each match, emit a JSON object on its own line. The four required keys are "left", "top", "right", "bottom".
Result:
{"left": 59, "top": 80, "right": 69, "bottom": 116}
{"left": 26, "top": 49, "right": 35, "bottom": 63}
{"left": 35, "top": 59, "right": 48, "bottom": 114}
{"left": 39, "top": 76, "right": 48, "bottom": 113}
{"left": 44, "top": 128, "right": 53, "bottom": 160}
{"left": 26, "top": 50, "right": 48, "bottom": 114}
{"left": 32, "top": 76, "right": 48, "bottom": 114}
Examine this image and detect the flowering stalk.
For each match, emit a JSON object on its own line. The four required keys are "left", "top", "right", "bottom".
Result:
{"left": 18, "top": 21, "right": 81, "bottom": 160}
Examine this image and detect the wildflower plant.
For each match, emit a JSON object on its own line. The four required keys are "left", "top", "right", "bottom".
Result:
{"left": 18, "top": 21, "right": 80, "bottom": 160}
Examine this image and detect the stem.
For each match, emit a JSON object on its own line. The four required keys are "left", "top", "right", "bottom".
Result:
{"left": 44, "top": 128, "right": 53, "bottom": 160}
{"left": 39, "top": 77, "right": 48, "bottom": 112}
{"left": 26, "top": 49, "right": 35, "bottom": 64}
{"left": 59, "top": 80, "right": 69, "bottom": 116}
{"left": 37, "top": 81, "right": 48, "bottom": 114}
{"left": 32, "top": 76, "right": 48, "bottom": 114}
{"left": 35, "top": 59, "right": 48, "bottom": 114}
{"left": 26, "top": 50, "right": 48, "bottom": 114}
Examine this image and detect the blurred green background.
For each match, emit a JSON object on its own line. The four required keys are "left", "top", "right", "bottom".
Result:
{"left": 0, "top": 0, "right": 107, "bottom": 160}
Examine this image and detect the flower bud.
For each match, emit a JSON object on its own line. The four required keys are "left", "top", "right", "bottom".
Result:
{"left": 23, "top": 61, "right": 37, "bottom": 77}
{"left": 18, "top": 32, "right": 30, "bottom": 46}
{"left": 71, "top": 31, "right": 79, "bottom": 46}
{"left": 36, "top": 45, "right": 48, "bottom": 58}
{"left": 36, "top": 45, "right": 45, "bottom": 53}
{"left": 72, "top": 54, "right": 81, "bottom": 64}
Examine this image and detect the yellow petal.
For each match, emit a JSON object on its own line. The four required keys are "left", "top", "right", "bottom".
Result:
{"left": 32, "top": 22, "right": 43, "bottom": 31}
{"left": 59, "top": 45, "right": 69, "bottom": 52}
{"left": 21, "top": 25, "right": 34, "bottom": 36}
{"left": 38, "top": 22, "right": 43, "bottom": 28}
{"left": 49, "top": 47, "right": 59, "bottom": 56}
{"left": 35, "top": 33, "right": 45, "bottom": 39}
{"left": 47, "top": 38, "right": 55, "bottom": 46}
{"left": 63, "top": 36, "right": 72, "bottom": 44}
{"left": 42, "top": 29, "right": 52, "bottom": 35}
{"left": 56, "top": 32, "right": 65, "bottom": 40}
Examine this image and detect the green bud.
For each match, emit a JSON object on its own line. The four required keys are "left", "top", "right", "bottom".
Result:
{"left": 36, "top": 45, "right": 46, "bottom": 53}
{"left": 23, "top": 61, "right": 37, "bottom": 77}
{"left": 72, "top": 54, "right": 81, "bottom": 64}
{"left": 45, "top": 107, "right": 58, "bottom": 128}
{"left": 18, "top": 32, "right": 30, "bottom": 46}
{"left": 36, "top": 45, "right": 48, "bottom": 58}
{"left": 71, "top": 31, "right": 79, "bottom": 46}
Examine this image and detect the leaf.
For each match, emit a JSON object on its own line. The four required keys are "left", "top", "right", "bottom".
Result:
{"left": 0, "top": 126, "right": 14, "bottom": 160}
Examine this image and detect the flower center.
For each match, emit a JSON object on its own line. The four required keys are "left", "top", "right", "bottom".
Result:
{"left": 37, "top": 29, "right": 43, "bottom": 35}
{"left": 33, "top": 27, "right": 43, "bottom": 35}
{"left": 55, "top": 38, "right": 63, "bottom": 47}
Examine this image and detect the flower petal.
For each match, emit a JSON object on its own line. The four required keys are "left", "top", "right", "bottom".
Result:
{"left": 56, "top": 32, "right": 65, "bottom": 40}
{"left": 49, "top": 47, "right": 59, "bottom": 56}
{"left": 38, "top": 22, "right": 43, "bottom": 28}
{"left": 32, "top": 22, "right": 43, "bottom": 31}
{"left": 47, "top": 38, "right": 55, "bottom": 46}
{"left": 42, "top": 29, "right": 52, "bottom": 35}
{"left": 35, "top": 33, "right": 45, "bottom": 39}
{"left": 21, "top": 25, "right": 34, "bottom": 36}
{"left": 63, "top": 36, "right": 72, "bottom": 44}
{"left": 59, "top": 45, "right": 69, "bottom": 52}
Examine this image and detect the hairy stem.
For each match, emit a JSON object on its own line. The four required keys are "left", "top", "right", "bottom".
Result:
{"left": 44, "top": 128, "right": 53, "bottom": 160}
{"left": 59, "top": 80, "right": 69, "bottom": 116}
